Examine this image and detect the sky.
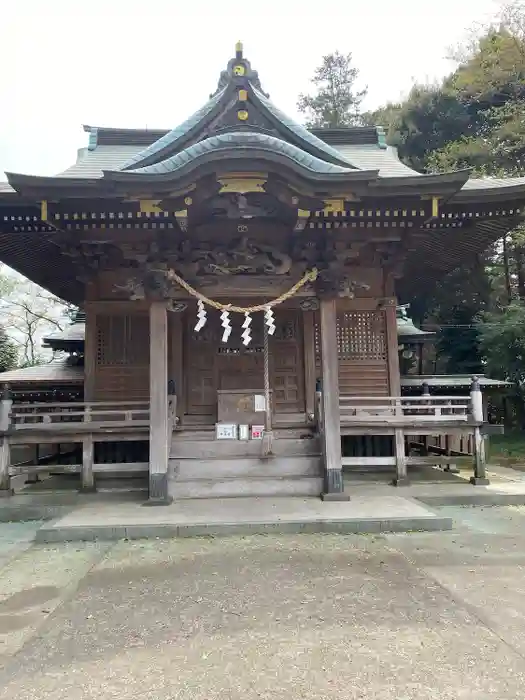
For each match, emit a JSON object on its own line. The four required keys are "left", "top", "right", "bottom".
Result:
{"left": 0, "top": 0, "right": 502, "bottom": 178}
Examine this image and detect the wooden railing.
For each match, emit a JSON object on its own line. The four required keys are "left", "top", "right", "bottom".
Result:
{"left": 339, "top": 395, "right": 472, "bottom": 424}
{"left": 10, "top": 401, "right": 150, "bottom": 430}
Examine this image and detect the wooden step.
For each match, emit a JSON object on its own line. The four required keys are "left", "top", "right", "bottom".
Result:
{"left": 169, "top": 476, "right": 323, "bottom": 499}
{"left": 171, "top": 455, "right": 322, "bottom": 480}
{"left": 170, "top": 437, "right": 320, "bottom": 459}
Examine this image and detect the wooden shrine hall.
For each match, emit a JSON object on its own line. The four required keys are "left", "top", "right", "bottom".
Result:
{"left": 0, "top": 42, "right": 524, "bottom": 503}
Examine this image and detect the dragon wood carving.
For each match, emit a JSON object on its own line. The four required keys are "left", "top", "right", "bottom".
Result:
{"left": 171, "top": 236, "right": 293, "bottom": 277}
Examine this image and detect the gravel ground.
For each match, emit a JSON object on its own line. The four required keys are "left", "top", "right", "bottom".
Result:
{"left": 0, "top": 508, "right": 525, "bottom": 698}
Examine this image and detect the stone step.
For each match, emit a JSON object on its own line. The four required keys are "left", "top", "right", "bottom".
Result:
{"left": 169, "top": 476, "right": 324, "bottom": 500}
{"left": 171, "top": 455, "right": 322, "bottom": 480}
{"left": 170, "top": 437, "right": 321, "bottom": 459}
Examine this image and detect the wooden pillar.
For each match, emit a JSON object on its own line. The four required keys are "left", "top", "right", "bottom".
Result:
{"left": 470, "top": 377, "right": 489, "bottom": 485}
{"left": 0, "top": 387, "right": 12, "bottom": 496}
{"left": 319, "top": 298, "right": 349, "bottom": 501}
{"left": 147, "top": 301, "right": 172, "bottom": 504}
{"left": 393, "top": 428, "right": 408, "bottom": 486}
{"left": 84, "top": 303, "right": 96, "bottom": 401}
{"left": 385, "top": 300, "right": 401, "bottom": 396}
{"left": 303, "top": 310, "right": 316, "bottom": 421}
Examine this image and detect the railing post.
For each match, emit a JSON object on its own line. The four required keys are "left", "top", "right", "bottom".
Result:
{"left": 79, "top": 403, "right": 95, "bottom": 492}
{"left": 443, "top": 399, "right": 460, "bottom": 474}
{"left": 392, "top": 424, "right": 409, "bottom": 487}
{"left": 0, "top": 385, "right": 12, "bottom": 496}
{"left": 80, "top": 435, "right": 95, "bottom": 492}
{"left": 470, "top": 376, "right": 489, "bottom": 485}
{"left": 420, "top": 382, "right": 430, "bottom": 455}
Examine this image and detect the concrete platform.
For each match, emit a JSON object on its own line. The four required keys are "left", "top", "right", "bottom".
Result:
{"left": 34, "top": 494, "right": 452, "bottom": 542}
{"left": 3, "top": 463, "right": 525, "bottom": 542}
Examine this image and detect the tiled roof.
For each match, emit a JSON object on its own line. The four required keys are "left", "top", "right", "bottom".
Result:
{"left": 0, "top": 359, "right": 84, "bottom": 385}
{"left": 251, "top": 86, "right": 358, "bottom": 168}
{"left": 42, "top": 322, "right": 85, "bottom": 346}
{"left": 126, "top": 132, "right": 358, "bottom": 177}
{"left": 42, "top": 142, "right": 418, "bottom": 181}
{"left": 58, "top": 146, "right": 142, "bottom": 178}
{"left": 334, "top": 145, "right": 421, "bottom": 178}
{"left": 118, "top": 87, "right": 228, "bottom": 171}
{"left": 461, "top": 176, "right": 525, "bottom": 190}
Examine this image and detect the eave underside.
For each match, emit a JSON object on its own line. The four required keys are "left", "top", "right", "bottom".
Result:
{"left": 0, "top": 227, "right": 84, "bottom": 302}
{"left": 398, "top": 215, "right": 520, "bottom": 301}
{"left": 0, "top": 212, "right": 519, "bottom": 305}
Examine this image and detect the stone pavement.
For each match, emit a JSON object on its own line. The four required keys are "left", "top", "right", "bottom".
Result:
{"left": 35, "top": 491, "right": 452, "bottom": 542}
{"left": 1, "top": 507, "right": 525, "bottom": 698}
{"left": 13, "top": 463, "right": 525, "bottom": 542}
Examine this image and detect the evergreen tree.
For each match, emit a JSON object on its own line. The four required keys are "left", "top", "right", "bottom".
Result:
{"left": 297, "top": 51, "right": 367, "bottom": 128}
{"left": 0, "top": 325, "right": 17, "bottom": 373}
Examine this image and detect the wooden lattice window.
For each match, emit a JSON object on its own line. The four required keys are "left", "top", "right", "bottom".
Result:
{"left": 314, "top": 311, "right": 387, "bottom": 362}
{"left": 337, "top": 311, "right": 386, "bottom": 360}
{"left": 96, "top": 314, "right": 149, "bottom": 366}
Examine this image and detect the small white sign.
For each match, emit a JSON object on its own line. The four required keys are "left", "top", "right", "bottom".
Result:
{"left": 254, "top": 395, "right": 266, "bottom": 412}
{"left": 216, "top": 423, "right": 238, "bottom": 440}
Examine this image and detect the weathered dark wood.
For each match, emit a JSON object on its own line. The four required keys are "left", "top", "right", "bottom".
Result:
{"left": 385, "top": 300, "right": 401, "bottom": 396}
{"left": 471, "top": 426, "right": 489, "bottom": 485}
{"left": 318, "top": 298, "right": 348, "bottom": 500}
{"left": 392, "top": 428, "right": 409, "bottom": 486}
{"left": 147, "top": 302, "right": 172, "bottom": 504}
{"left": 84, "top": 303, "right": 96, "bottom": 401}
{"left": 169, "top": 311, "right": 185, "bottom": 418}
{"left": 80, "top": 435, "right": 95, "bottom": 492}
{"left": 303, "top": 310, "right": 316, "bottom": 419}
{"left": 0, "top": 438, "right": 11, "bottom": 495}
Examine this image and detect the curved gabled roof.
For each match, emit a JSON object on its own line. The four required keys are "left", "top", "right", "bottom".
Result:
{"left": 103, "top": 131, "right": 371, "bottom": 184}
{"left": 250, "top": 85, "right": 357, "bottom": 168}
{"left": 114, "top": 44, "right": 358, "bottom": 174}
{"left": 118, "top": 86, "right": 230, "bottom": 171}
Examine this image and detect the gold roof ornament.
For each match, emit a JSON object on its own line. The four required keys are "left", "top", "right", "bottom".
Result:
{"left": 235, "top": 40, "right": 243, "bottom": 58}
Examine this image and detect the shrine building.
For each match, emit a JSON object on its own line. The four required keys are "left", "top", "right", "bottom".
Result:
{"left": 0, "top": 43, "right": 523, "bottom": 503}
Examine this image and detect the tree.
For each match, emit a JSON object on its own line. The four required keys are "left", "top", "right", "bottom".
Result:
{"left": 0, "top": 266, "right": 70, "bottom": 367}
{"left": 364, "top": 84, "right": 472, "bottom": 172}
{"left": 0, "top": 326, "right": 18, "bottom": 373}
{"left": 297, "top": 51, "right": 367, "bottom": 128}
{"left": 478, "top": 302, "right": 525, "bottom": 425}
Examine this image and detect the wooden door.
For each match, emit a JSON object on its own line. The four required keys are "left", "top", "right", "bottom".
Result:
{"left": 271, "top": 310, "right": 305, "bottom": 414}
{"left": 185, "top": 317, "right": 217, "bottom": 416}
{"left": 184, "top": 307, "right": 305, "bottom": 416}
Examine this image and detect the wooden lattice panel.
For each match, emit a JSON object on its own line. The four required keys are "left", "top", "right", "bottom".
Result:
{"left": 270, "top": 311, "right": 305, "bottom": 413}
{"left": 315, "top": 309, "right": 389, "bottom": 396}
{"left": 94, "top": 313, "right": 150, "bottom": 401}
{"left": 336, "top": 311, "right": 386, "bottom": 361}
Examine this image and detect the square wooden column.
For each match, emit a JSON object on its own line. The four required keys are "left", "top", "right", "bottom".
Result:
{"left": 146, "top": 301, "right": 172, "bottom": 505}
{"left": 319, "top": 298, "right": 349, "bottom": 501}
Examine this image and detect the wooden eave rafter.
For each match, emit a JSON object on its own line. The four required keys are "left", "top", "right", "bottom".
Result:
{"left": 4, "top": 166, "right": 473, "bottom": 210}
{"left": 399, "top": 214, "right": 523, "bottom": 301}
